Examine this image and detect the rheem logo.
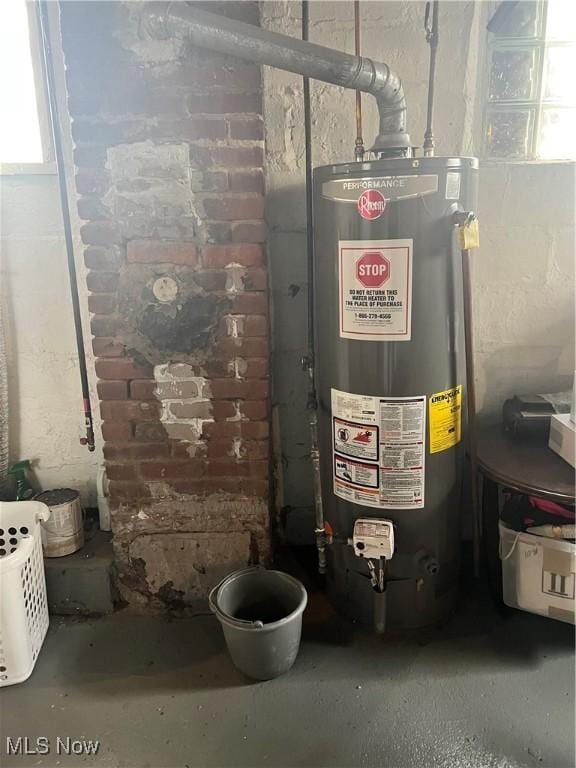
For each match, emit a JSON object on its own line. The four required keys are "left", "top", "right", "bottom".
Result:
{"left": 357, "top": 189, "right": 386, "bottom": 220}
{"left": 356, "top": 251, "right": 390, "bottom": 288}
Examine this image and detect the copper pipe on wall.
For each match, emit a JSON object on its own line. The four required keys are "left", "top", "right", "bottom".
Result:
{"left": 354, "top": 0, "right": 365, "bottom": 161}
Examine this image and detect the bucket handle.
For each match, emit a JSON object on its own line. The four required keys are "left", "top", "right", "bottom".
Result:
{"left": 499, "top": 530, "right": 520, "bottom": 561}
{"left": 208, "top": 566, "right": 265, "bottom": 629}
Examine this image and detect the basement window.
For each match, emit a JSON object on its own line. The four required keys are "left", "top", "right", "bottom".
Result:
{"left": 485, "top": 0, "right": 576, "bottom": 161}
{"left": 0, "top": 0, "right": 53, "bottom": 172}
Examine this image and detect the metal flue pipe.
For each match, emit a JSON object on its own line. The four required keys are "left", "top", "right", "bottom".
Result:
{"left": 143, "top": 3, "right": 410, "bottom": 154}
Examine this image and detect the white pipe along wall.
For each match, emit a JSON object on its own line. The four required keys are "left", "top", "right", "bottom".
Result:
{"left": 261, "top": 0, "right": 575, "bottom": 531}
{"left": 1, "top": 174, "right": 100, "bottom": 505}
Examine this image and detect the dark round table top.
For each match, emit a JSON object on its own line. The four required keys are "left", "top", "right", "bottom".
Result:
{"left": 476, "top": 424, "right": 575, "bottom": 504}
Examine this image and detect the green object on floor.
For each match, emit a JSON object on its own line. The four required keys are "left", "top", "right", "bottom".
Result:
{"left": 8, "top": 460, "right": 34, "bottom": 501}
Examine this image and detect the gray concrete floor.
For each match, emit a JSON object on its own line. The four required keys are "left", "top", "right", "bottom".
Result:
{"left": 1, "top": 587, "right": 574, "bottom": 768}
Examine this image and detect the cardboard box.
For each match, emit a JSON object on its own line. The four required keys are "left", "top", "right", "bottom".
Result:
{"left": 549, "top": 413, "right": 576, "bottom": 468}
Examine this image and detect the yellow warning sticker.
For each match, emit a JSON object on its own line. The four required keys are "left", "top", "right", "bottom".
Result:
{"left": 429, "top": 386, "right": 462, "bottom": 454}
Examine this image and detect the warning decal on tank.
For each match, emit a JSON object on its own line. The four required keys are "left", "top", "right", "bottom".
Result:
{"left": 333, "top": 417, "right": 379, "bottom": 460}
{"left": 429, "top": 385, "right": 462, "bottom": 453}
{"left": 332, "top": 389, "right": 425, "bottom": 509}
{"left": 334, "top": 456, "right": 379, "bottom": 489}
{"left": 339, "top": 239, "right": 412, "bottom": 341}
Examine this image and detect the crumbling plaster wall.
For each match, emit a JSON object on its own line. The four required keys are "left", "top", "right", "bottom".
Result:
{"left": 262, "top": 1, "right": 575, "bottom": 530}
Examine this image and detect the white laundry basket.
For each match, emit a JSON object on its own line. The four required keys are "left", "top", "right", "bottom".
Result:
{"left": 0, "top": 501, "right": 50, "bottom": 686}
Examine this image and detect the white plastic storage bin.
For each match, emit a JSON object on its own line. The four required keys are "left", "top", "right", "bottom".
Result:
{"left": 0, "top": 501, "right": 51, "bottom": 686}
{"left": 499, "top": 521, "right": 576, "bottom": 624}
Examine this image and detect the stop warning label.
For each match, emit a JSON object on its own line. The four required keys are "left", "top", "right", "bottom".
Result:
{"left": 339, "top": 239, "right": 413, "bottom": 341}
{"left": 429, "top": 385, "right": 462, "bottom": 453}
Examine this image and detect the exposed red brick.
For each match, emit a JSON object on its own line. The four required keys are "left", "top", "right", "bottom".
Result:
{"left": 84, "top": 247, "right": 122, "bottom": 271}
{"left": 204, "top": 357, "right": 268, "bottom": 380}
{"left": 77, "top": 196, "right": 107, "bottom": 221}
{"left": 206, "top": 222, "right": 232, "bottom": 243}
{"left": 212, "top": 400, "right": 237, "bottom": 420}
{"left": 209, "top": 146, "right": 264, "bottom": 168}
{"left": 75, "top": 169, "right": 109, "bottom": 197}
{"left": 202, "top": 244, "right": 263, "bottom": 269}
{"left": 229, "top": 117, "right": 264, "bottom": 140}
{"left": 170, "top": 442, "right": 206, "bottom": 460}
{"left": 92, "top": 337, "right": 124, "bottom": 357}
{"left": 203, "top": 421, "right": 269, "bottom": 440}
{"left": 210, "top": 379, "right": 269, "bottom": 401}
{"left": 106, "top": 463, "right": 138, "bottom": 481}
{"left": 101, "top": 422, "right": 132, "bottom": 442}
{"left": 168, "top": 477, "right": 268, "bottom": 498}
{"left": 240, "top": 400, "right": 268, "bottom": 420}
{"left": 206, "top": 439, "right": 269, "bottom": 459}
{"left": 243, "top": 359, "right": 268, "bottom": 379}
{"left": 229, "top": 170, "right": 265, "bottom": 194}
{"left": 231, "top": 293, "right": 269, "bottom": 314}
{"left": 140, "top": 461, "right": 202, "bottom": 480}
{"left": 95, "top": 358, "right": 152, "bottom": 380}
{"left": 177, "top": 117, "right": 228, "bottom": 140}
{"left": 104, "top": 443, "right": 170, "bottom": 461}
{"left": 133, "top": 422, "right": 168, "bottom": 443}
{"left": 244, "top": 315, "right": 268, "bottom": 336}
{"left": 186, "top": 92, "right": 261, "bottom": 115}
{"left": 193, "top": 270, "right": 228, "bottom": 292}
{"left": 97, "top": 380, "right": 128, "bottom": 400}
{"left": 190, "top": 171, "right": 228, "bottom": 193}
{"left": 88, "top": 294, "right": 116, "bottom": 315}
{"left": 74, "top": 144, "right": 107, "bottom": 168}
{"left": 86, "top": 271, "right": 119, "bottom": 293}
{"left": 203, "top": 196, "right": 264, "bottom": 221}
{"left": 99, "top": 400, "right": 159, "bottom": 422}
{"left": 204, "top": 459, "right": 268, "bottom": 478}
{"left": 80, "top": 221, "right": 121, "bottom": 246}
{"left": 130, "top": 379, "right": 156, "bottom": 400}
{"left": 231, "top": 221, "right": 266, "bottom": 243}
{"left": 215, "top": 337, "right": 269, "bottom": 357}
{"left": 127, "top": 241, "right": 198, "bottom": 266}
{"left": 242, "top": 268, "right": 268, "bottom": 291}
{"left": 91, "top": 316, "right": 119, "bottom": 337}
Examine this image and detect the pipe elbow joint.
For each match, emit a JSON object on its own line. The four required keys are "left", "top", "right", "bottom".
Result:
{"left": 370, "top": 62, "right": 411, "bottom": 154}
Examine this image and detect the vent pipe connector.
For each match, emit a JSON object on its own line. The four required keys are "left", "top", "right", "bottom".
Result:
{"left": 143, "top": 4, "right": 410, "bottom": 155}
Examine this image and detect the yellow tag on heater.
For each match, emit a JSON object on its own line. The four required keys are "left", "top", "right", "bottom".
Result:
{"left": 458, "top": 217, "right": 480, "bottom": 250}
{"left": 429, "top": 385, "right": 462, "bottom": 453}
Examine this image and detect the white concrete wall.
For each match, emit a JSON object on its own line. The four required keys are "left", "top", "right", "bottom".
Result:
{"left": 262, "top": 0, "right": 575, "bottom": 516}
{"left": 0, "top": 175, "right": 99, "bottom": 503}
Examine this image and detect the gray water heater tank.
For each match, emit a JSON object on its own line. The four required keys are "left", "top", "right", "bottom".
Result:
{"left": 313, "top": 156, "right": 479, "bottom": 629}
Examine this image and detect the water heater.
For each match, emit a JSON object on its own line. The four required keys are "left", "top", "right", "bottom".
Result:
{"left": 313, "top": 157, "right": 478, "bottom": 629}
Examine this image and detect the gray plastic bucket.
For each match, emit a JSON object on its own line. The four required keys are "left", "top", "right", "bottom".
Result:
{"left": 209, "top": 567, "right": 307, "bottom": 680}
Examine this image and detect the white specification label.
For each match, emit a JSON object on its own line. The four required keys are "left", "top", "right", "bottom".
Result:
{"left": 338, "top": 239, "right": 412, "bottom": 342}
{"left": 332, "top": 389, "right": 425, "bottom": 509}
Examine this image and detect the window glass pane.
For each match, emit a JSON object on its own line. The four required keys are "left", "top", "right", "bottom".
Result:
{"left": 489, "top": 47, "right": 538, "bottom": 101}
{"left": 491, "top": 1, "right": 541, "bottom": 38}
{"left": 537, "top": 107, "right": 576, "bottom": 159}
{"left": 486, "top": 108, "right": 535, "bottom": 158}
{"left": 546, "top": 0, "right": 576, "bottom": 41}
{"left": 0, "top": 0, "right": 44, "bottom": 163}
{"left": 543, "top": 45, "right": 576, "bottom": 103}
